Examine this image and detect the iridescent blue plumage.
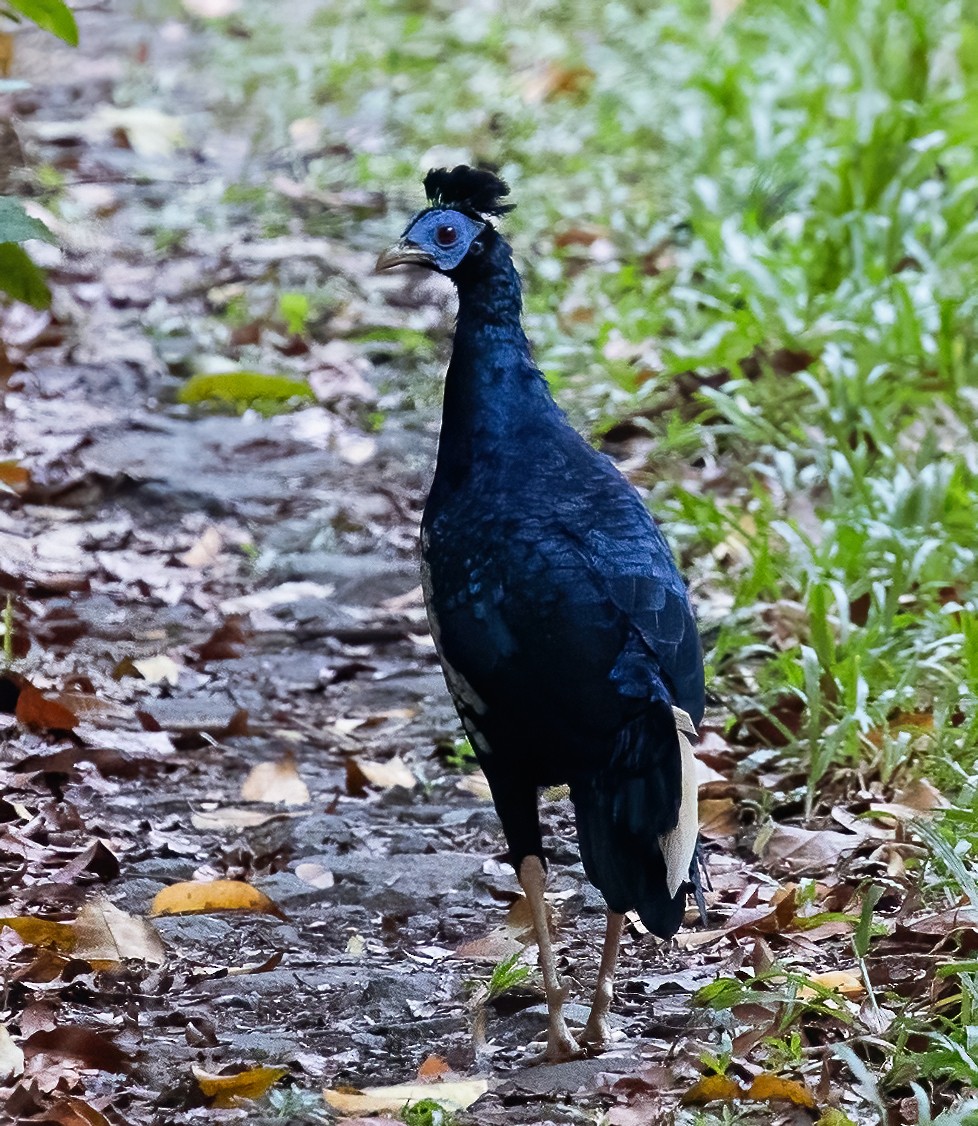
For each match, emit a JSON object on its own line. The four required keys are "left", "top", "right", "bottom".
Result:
{"left": 379, "top": 167, "right": 705, "bottom": 1059}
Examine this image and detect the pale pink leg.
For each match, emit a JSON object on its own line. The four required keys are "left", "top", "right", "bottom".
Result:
{"left": 518, "top": 856, "right": 581, "bottom": 1062}
{"left": 580, "top": 910, "right": 624, "bottom": 1048}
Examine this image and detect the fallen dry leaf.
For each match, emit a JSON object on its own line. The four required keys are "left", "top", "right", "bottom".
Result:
{"left": 456, "top": 770, "right": 492, "bottom": 801}
{"left": 456, "top": 896, "right": 536, "bottom": 960}
{"left": 23, "top": 1026, "right": 129, "bottom": 1074}
{"left": 241, "top": 755, "right": 310, "bottom": 805}
{"left": 760, "top": 825, "right": 861, "bottom": 873}
{"left": 178, "top": 525, "right": 223, "bottom": 567}
{"left": 132, "top": 654, "right": 182, "bottom": 686}
{"left": 894, "top": 778, "right": 947, "bottom": 811}
{"left": 38, "top": 1098, "right": 112, "bottom": 1126}
{"left": 797, "top": 970, "right": 865, "bottom": 1001}
{"left": 324, "top": 1078, "right": 489, "bottom": 1115}
{"left": 680, "top": 1074, "right": 742, "bottom": 1105}
{"left": 150, "top": 879, "right": 285, "bottom": 919}
{"left": 193, "top": 1063, "right": 288, "bottom": 1107}
{"left": 73, "top": 898, "right": 166, "bottom": 965}
{"left": 295, "top": 862, "right": 335, "bottom": 889}
{"left": 346, "top": 754, "right": 416, "bottom": 795}
{"left": 15, "top": 682, "right": 78, "bottom": 731}
{"left": 0, "top": 916, "right": 76, "bottom": 952}
{"left": 745, "top": 1073, "right": 817, "bottom": 1108}
{"left": 699, "top": 797, "right": 739, "bottom": 839}
{"left": 417, "top": 1054, "right": 452, "bottom": 1079}
{"left": 0, "top": 1023, "right": 25, "bottom": 1081}
{"left": 682, "top": 1071, "right": 816, "bottom": 1109}
{"left": 191, "top": 807, "right": 293, "bottom": 831}
{"left": 0, "top": 460, "right": 30, "bottom": 493}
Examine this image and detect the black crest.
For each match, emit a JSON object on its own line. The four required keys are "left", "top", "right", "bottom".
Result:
{"left": 423, "top": 166, "right": 514, "bottom": 218}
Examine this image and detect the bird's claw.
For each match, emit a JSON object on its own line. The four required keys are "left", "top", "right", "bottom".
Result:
{"left": 578, "top": 1014, "right": 612, "bottom": 1050}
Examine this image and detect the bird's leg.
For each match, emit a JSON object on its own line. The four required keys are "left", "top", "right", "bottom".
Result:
{"left": 580, "top": 910, "right": 624, "bottom": 1048}
{"left": 518, "top": 855, "right": 581, "bottom": 1063}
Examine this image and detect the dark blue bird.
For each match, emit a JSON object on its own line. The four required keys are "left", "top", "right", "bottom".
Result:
{"left": 378, "top": 167, "right": 705, "bottom": 1061}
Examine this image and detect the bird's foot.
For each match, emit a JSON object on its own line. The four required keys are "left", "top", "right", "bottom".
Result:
{"left": 530, "top": 1008, "right": 585, "bottom": 1064}
{"left": 577, "top": 1013, "right": 612, "bottom": 1051}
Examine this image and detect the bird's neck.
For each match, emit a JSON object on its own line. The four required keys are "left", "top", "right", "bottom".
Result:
{"left": 438, "top": 240, "right": 557, "bottom": 464}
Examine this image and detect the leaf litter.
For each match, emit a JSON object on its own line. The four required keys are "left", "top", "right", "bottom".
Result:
{"left": 0, "top": 3, "right": 970, "bottom": 1125}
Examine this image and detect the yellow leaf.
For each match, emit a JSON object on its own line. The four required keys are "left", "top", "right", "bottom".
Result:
{"left": 0, "top": 915, "right": 76, "bottom": 952}
{"left": 193, "top": 1064, "right": 288, "bottom": 1107}
{"left": 797, "top": 970, "right": 865, "bottom": 1001}
{"left": 680, "top": 1074, "right": 743, "bottom": 1105}
{"left": 241, "top": 757, "right": 310, "bottom": 805}
{"left": 746, "top": 1073, "right": 817, "bottom": 1109}
{"left": 323, "top": 1079, "right": 488, "bottom": 1115}
{"left": 150, "top": 879, "right": 285, "bottom": 919}
{"left": 0, "top": 32, "right": 13, "bottom": 79}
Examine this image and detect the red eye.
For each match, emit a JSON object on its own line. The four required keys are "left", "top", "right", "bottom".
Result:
{"left": 435, "top": 224, "right": 458, "bottom": 247}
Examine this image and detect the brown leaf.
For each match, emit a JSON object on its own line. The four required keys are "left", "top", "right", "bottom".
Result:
{"left": 42, "top": 1097, "right": 112, "bottom": 1126}
{"left": 760, "top": 825, "right": 861, "bottom": 873}
{"left": 893, "top": 778, "right": 948, "bottom": 812}
{"left": 699, "top": 797, "right": 739, "bottom": 840}
{"left": 73, "top": 898, "right": 166, "bottom": 965}
{"left": 241, "top": 755, "right": 310, "bottom": 806}
{"left": 193, "top": 1063, "right": 288, "bottom": 1106}
{"left": 196, "top": 616, "right": 249, "bottom": 662}
{"left": 150, "top": 879, "right": 286, "bottom": 919}
{"left": 23, "top": 1026, "right": 129, "bottom": 1073}
{"left": 456, "top": 895, "right": 536, "bottom": 960}
{"left": 15, "top": 682, "right": 78, "bottom": 731}
{"left": 346, "top": 754, "right": 416, "bottom": 795}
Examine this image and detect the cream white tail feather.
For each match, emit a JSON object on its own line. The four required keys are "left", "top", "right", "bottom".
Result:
{"left": 658, "top": 706, "right": 699, "bottom": 898}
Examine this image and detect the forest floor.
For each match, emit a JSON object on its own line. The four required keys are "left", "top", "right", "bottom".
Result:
{"left": 1, "top": 3, "right": 975, "bottom": 1125}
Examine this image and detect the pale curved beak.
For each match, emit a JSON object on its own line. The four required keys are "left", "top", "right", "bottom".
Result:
{"left": 376, "top": 240, "right": 434, "bottom": 271}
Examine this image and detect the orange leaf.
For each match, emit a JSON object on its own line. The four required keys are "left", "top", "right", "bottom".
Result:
{"left": 417, "top": 1054, "right": 451, "bottom": 1080}
{"left": 150, "top": 879, "right": 285, "bottom": 919}
{"left": 0, "top": 460, "right": 29, "bottom": 491}
{"left": 15, "top": 682, "right": 78, "bottom": 731}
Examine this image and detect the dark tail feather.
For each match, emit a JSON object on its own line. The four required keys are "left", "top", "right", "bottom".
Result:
{"left": 569, "top": 701, "right": 698, "bottom": 939}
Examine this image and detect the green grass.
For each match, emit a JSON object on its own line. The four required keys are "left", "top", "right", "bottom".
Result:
{"left": 183, "top": 0, "right": 978, "bottom": 1116}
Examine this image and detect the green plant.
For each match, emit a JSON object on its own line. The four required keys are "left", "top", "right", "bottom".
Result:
{"left": 278, "top": 291, "right": 311, "bottom": 336}
{"left": 442, "top": 737, "right": 477, "bottom": 773}
{"left": 177, "top": 371, "right": 316, "bottom": 416}
{"left": 400, "top": 1099, "right": 455, "bottom": 1126}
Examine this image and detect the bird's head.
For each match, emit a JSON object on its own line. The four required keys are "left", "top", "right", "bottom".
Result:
{"left": 377, "top": 166, "right": 513, "bottom": 277}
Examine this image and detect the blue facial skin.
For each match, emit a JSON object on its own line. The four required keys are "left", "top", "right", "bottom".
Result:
{"left": 402, "top": 209, "right": 486, "bottom": 271}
